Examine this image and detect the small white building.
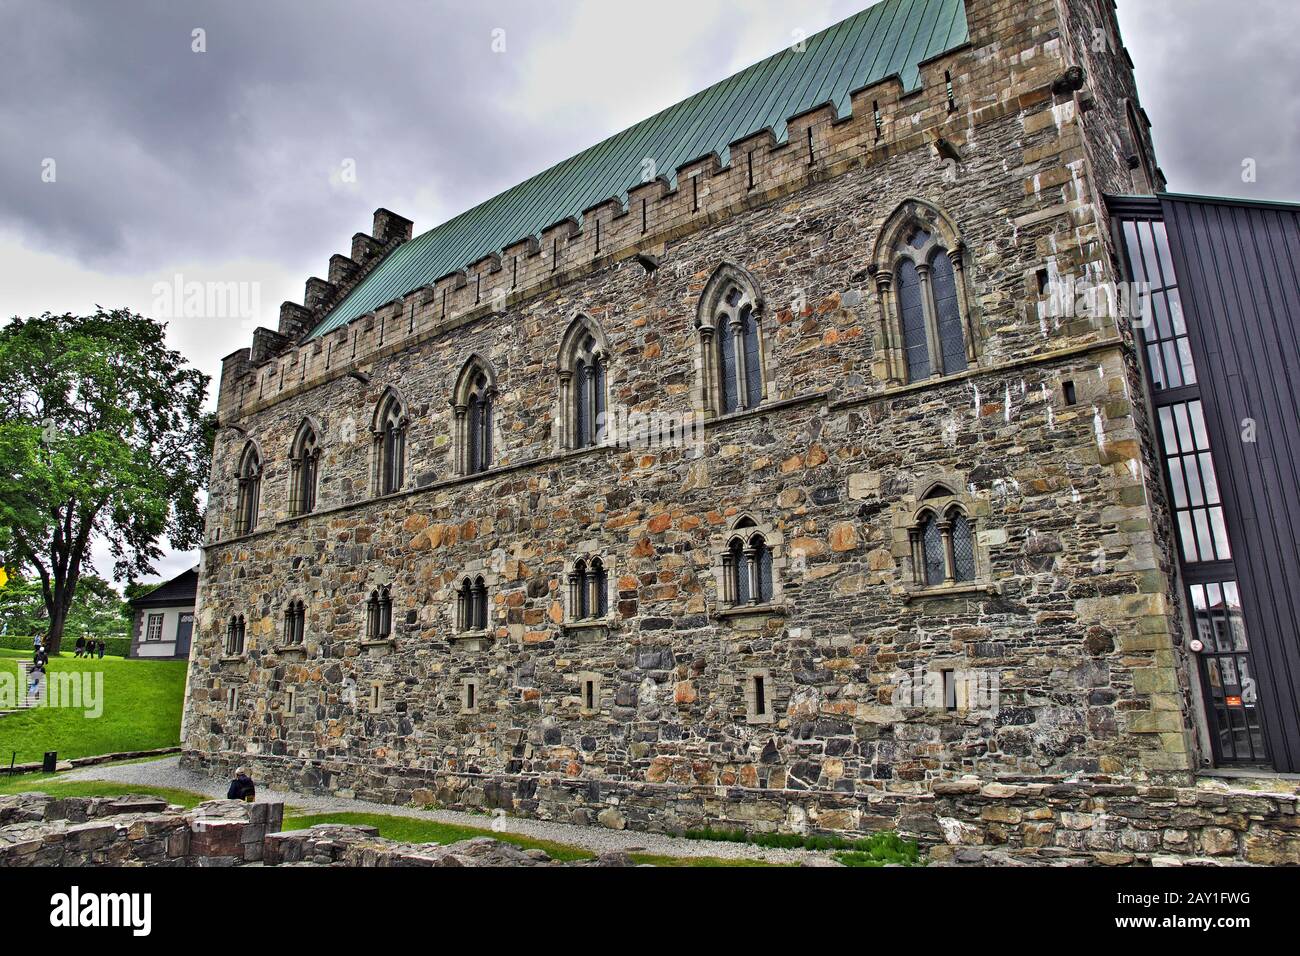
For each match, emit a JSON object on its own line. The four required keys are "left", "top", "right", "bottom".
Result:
{"left": 128, "top": 568, "right": 198, "bottom": 660}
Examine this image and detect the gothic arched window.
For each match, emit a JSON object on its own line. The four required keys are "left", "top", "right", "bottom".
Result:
{"left": 289, "top": 421, "right": 320, "bottom": 517}
{"left": 371, "top": 389, "right": 407, "bottom": 497}
{"left": 234, "top": 443, "right": 261, "bottom": 536}
{"left": 871, "top": 201, "right": 976, "bottom": 385}
{"left": 559, "top": 317, "right": 609, "bottom": 450}
{"left": 366, "top": 587, "right": 393, "bottom": 641}
{"left": 284, "top": 600, "right": 306, "bottom": 646}
{"left": 569, "top": 557, "right": 609, "bottom": 621}
{"left": 225, "top": 614, "right": 246, "bottom": 656}
{"left": 910, "top": 489, "right": 978, "bottom": 587}
{"left": 721, "top": 519, "right": 775, "bottom": 607}
{"left": 696, "top": 264, "right": 767, "bottom": 418}
{"left": 453, "top": 357, "right": 495, "bottom": 476}
{"left": 457, "top": 576, "right": 489, "bottom": 633}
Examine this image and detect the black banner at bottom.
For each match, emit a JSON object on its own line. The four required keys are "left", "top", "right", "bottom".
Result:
{"left": 0, "top": 864, "right": 1281, "bottom": 943}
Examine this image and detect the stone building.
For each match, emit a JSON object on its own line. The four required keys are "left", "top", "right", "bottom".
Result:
{"left": 180, "top": 0, "right": 1300, "bottom": 846}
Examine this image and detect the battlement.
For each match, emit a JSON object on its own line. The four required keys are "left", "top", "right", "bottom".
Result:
{"left": 216, "top": 0, "right": 1116, "bottom": 426}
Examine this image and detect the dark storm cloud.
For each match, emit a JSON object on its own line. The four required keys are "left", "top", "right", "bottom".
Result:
{"left": 0, "top": 0, "right": 577, "bottom": 269}
{"left": 1120, "top": 0, "right": 1300, "bottom": 203}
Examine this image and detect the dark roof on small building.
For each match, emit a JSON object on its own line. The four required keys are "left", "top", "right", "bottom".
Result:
{"left": 306, "top": 0, "right": 969, "bottom": 340}
{"left": 129, "top": 567, "right": 199, "bottom": 610}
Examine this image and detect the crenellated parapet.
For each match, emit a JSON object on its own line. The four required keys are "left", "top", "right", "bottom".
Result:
{"left": 216, "top": 0, "right": 1109, "bottom": 428}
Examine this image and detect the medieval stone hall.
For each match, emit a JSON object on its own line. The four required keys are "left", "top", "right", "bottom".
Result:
{"left": 182, "top": 0, "right": 1300, "bottom": 863}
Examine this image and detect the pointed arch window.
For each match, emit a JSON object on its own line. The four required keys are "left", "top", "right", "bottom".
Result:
{"left": 722, "top": 520, "right": 775, "bottom": 607}
{"left": 289, "top": 421, "right": 320, "bottom": 517}
{"left": 284, "top": 600, "right": 306, "bottom": 646}
{"left": 225, "top": 614, "right": 246, "bottom": 656}
{"left": 696, "top": 265, "right": 767, "bottom": 418}
{"left": 910, "top": 494, "right": 978, "bottom": 587}
{"left": 456, "top": 576, "right": 489, "bottom": 633}
{"left": 234, "top": 443, "right": 262, "bottom": 536}
{"left": 453, "top": 358, "right": 495, "bottom": 476}
{"left": 559, "top": 318, "right": 609, "bottom": 450}
{"left": 872, "top": 202, "right": 977, "bottom": 385}
{"left": 366, "top": 587, "right": 393, "bottom": 641}
{"left": 372, "top": 390, "right": 407, "bottom": 497}
{"left": 569, "top": 558, "right": 609, "bottom": 621}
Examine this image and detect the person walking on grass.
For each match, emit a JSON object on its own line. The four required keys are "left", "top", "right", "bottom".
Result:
{"left": 74, "top": 636, "right": 86, "bottom": 658}
{"left": 227, "top": 767, "right": 256, "bottom": 802}
{"left": 97, "top": 640, "right": 106, "bottom": 660}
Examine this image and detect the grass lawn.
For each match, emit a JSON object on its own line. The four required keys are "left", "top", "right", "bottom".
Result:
{"left": 282, "top": 810, "right": 598, "bottom": 862}
{"left": 0, "top": 649, "right": 187, "bottom": 765}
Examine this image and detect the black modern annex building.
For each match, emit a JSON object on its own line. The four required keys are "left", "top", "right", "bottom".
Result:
{"left": 1109, "top": 192, "right": 1300, "bottom": 774}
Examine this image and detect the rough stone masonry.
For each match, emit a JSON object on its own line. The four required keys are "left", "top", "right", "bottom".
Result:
{"left": 179, "top": 0, "right": 1293, "bottom": 863}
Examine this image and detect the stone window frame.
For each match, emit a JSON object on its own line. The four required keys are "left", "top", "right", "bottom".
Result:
{"left": 578, "top": 671, "right": 602, "bottom": 716}
{"left": 891, "top": 477, "right": 996, "bottom": 601}
{"left": 451, "top": 354, "right": 497, "bottom": 477}
{"left": 693, "top": 262, "right": 775, "bottom": 420}
{"left": 233, "top": 440, "right": 262, "bottom": 537}
{"left": 365, "top": 586, "right": 394, "bottom": 644}
{"left": 288, "top": 417, "right": 322, "bottom": 517}
{"left": 711, "top": 514, "right": 788, "bottom": 618}
{"left": 556, "top": 313, "right": 613, "bottom": 452}
{"left": 869, "top": 199, "right": 979, "bottom": 386}
{"left": 368, "top": 681, "right": 385, "bottom": 714}
{"left": 562, "top": 545, "right": 616, "bottom": 629}
{"left": 446, "top": 560, "right": 501, "bottom": 644}
{"left": 285, "top": 686, "right": 298, "bottom": 716}
{"left": 224, "top": 614, "right": 247, "bottom": 658}
{"left": 743, "top": 668, "right": 775, "bottom": 725}
{"left": 226, "top": 686, "right": 239, "bottom": 713}
{"left": 371, "top": 386, "right": 408, "bottom": 498}
{"left": 460, "top": 677, "right": 481, "bottom": 715}
{"left": 282, "top": 597, "right": 307, "bottom": 648}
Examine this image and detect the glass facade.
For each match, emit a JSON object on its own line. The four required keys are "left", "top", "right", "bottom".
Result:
{"left": 1117, "top": 210, "right": 1269, "bottom": 766}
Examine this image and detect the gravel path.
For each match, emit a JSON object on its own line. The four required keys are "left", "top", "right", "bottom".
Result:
{"left": 58, "top": 756, "right": 836, "bottom": 865}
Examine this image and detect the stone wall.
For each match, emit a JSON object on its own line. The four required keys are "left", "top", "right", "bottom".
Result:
{"left": 184, "top": 0, "right": 1208, "bottom": 847}
{"left": 0, "top": 794, "right": 280, "bottom": 867}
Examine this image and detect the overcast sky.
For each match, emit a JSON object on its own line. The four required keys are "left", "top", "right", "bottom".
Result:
{"left": 2, "top": 0, "right": 1297, "bottom": 586}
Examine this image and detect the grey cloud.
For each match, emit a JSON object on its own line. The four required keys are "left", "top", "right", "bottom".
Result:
{"left": 0, "top": 0, "right": 583, "bottom": 271}
{"left": 1120, "top": 0, "right": 1300, "bottom": 203}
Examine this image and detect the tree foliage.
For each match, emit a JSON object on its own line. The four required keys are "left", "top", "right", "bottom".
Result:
{"left": 0, "top": 309, "right": 213, "bottom": 651}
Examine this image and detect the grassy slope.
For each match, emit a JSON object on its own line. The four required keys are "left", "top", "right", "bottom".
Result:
{"left": 0, "top": 649, "right": 187, "bottom": 764}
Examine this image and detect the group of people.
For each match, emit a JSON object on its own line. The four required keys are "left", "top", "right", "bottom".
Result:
{"left": 73, "top": 636, "right": 107, "bottom": 659}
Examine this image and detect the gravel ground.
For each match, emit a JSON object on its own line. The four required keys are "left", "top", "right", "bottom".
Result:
{"left": 58, "top": 756, "right": 837, "bottom": 865}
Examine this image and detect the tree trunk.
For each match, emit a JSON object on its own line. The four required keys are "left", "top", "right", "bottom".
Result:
{"left": 45, "top": 603, "right": 67, "bottom": 655}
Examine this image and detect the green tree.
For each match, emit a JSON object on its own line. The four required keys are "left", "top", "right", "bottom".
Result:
{"left": 0, "top": 572, "right": 46, "bottom": 639}
{"left": 64, "top": 574, "right": 130, "bottom": 641}
{"left": 0, "top": 310, "right": 213, "bottom": 652}
{"left": 122, "top": 581, "right": 159, "bottom": 624}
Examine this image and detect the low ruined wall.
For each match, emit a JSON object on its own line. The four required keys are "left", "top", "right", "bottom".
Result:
{"left": 0, "top": 794, "right": 282, "bottom": 867}
{"left": 0, "top": 793, "right": 617, "bottom": 868}
{"left": 927, "top": 778, "right": 1299, "bottom": 866}
{"left": 182, "top": 751, "right": 1299, "bottom": 866}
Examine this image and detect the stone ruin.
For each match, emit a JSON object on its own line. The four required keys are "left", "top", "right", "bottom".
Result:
{"left": 0, "top": 792, "right": 632, "bottom": 868}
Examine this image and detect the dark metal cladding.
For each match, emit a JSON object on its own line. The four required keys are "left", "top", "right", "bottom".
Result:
{"left": 1159, "top": 193, "right": 1300, "bottom": 773}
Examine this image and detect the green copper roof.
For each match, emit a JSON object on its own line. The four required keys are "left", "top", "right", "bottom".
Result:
{"left": 307, "top": 0, "right": 969, "bottom": 340}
